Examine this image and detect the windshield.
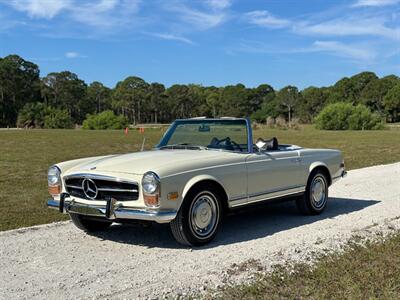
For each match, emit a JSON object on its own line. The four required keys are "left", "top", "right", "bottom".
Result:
{"left": 157, "top": 119, "right": 249, "bottom": 152}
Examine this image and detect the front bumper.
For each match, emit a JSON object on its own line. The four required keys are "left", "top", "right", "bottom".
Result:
{"left": 47, "top": 197, "right": 176, "bottom": 224}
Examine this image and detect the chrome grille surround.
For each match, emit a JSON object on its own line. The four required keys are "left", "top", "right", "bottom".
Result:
{"left": 64, "top": 173, "right": 139, "bottom": 201}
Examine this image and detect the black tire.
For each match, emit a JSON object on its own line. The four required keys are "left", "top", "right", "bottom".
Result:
{"left": 69, "top": 213, "right": 112, "bottom": 232}
{"left": 296, "top": 170, "right": 329, "bottom": 215}
{"left": 170, "top": 185, "right": 222, "bottom": 247}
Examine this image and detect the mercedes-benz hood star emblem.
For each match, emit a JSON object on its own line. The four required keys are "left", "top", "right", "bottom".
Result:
{"left": 82, "top": 178, "right": 98, "bottom": 200}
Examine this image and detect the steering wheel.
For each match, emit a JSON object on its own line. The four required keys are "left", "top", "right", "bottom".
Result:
{"left": 230, "top": 140, "right": 243, "bottom": 152}
{"left": 210, "top": 137, "right": 243, "bottom": 152}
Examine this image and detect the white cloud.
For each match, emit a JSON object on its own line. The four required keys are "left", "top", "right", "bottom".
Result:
{"left": 206, "top": 0, "right": 232, "bottom": 10}
{"left": 65, "top": 51, "right": 86, "bottom": 58}
{"left": 150, "top": 33, "right": 194, "bottom": 45}
{"left": 0, "top": 11, "right": 26, "bottom": 30}
{"left": 311, "top": 40, "right": 376, "bottom": 61}
{"left": 352, "top": 0, "right": 400, "bottom": 7}
{"left": 5, "top": 0, "right": 71, "bottom": 19}
{"left": 227, "top": 39, "right": 377, "bottom": 62}
{"left": 69, "top": 0, "right": 141, "bottom": 28}
{"left": 244, "top": 10, "right": 290, "bottom": 29}
{"left": 165, "top": 3, "right": 228, "bottom": 30}
{"left": 2, "top": 0, "right": 141, "bottom": 29}
{"left": 293, "top": 16, "right": 399, "bottom": 40}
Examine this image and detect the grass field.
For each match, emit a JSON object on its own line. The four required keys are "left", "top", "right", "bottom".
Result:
{"left": 0, "top": 125, "right": 400, "bottom": 231}
{"left": 213, "top": 233, "right": 400, "bottom": 299}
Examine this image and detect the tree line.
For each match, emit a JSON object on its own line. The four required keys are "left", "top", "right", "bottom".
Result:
{"left": 0, "top": 54, "right": 399, "bottom": 128}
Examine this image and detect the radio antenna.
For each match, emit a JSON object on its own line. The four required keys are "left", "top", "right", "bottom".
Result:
{"left": 141, "top": 137, "right": 146, "bottom": 152}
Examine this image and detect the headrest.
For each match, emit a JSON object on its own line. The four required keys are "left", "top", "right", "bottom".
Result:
{"left": 255, "top": 137, "right": 279, "bottom": 151}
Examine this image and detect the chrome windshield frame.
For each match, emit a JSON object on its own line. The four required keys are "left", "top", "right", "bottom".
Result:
{"left": 156, "top": 118, "right": 253, "bottom": 154}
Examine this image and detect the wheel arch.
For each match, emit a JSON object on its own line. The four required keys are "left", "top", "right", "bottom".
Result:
{"left": 309, "top": 162, "right": 332, "bottom": 186}
{"left": 181, "top": 175, "right": 229, "bottom": 214}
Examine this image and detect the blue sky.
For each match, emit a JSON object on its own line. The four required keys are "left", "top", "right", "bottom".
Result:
{"left": 0, "top": 0, "right": 399, "bottom": 89}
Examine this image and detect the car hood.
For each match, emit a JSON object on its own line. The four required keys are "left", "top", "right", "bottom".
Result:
{"left": 64, "top": 149, "right": 234, "bottom": 176}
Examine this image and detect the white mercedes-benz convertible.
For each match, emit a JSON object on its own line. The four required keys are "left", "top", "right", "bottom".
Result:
{"left": 47, "top": 118, "right": 346, "bottom": 246}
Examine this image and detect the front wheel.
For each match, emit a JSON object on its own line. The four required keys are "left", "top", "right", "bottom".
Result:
{"left": 69, "top": 213, "right": 112, "bottom": 232}
{"left": 296, "top": 171, "right": 329, "bottom": 215}
{"left": 170, "top": 187, "right": 222, "bottom": 246}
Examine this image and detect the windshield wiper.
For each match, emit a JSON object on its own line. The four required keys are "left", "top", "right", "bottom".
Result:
{"left": 159, "top": 143, "right": 208, "bottom": 150}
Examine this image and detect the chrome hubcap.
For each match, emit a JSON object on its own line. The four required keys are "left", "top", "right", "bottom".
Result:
{"left": 311, "top": 176, "right": 326, "bottom": 209}
{"left": 189, "top": 193, "right": 218, "bottom": 238}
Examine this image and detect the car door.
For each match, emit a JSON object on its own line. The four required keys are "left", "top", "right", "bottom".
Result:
{"left": 245, "top": 149, "right": 305, "bottom": 204}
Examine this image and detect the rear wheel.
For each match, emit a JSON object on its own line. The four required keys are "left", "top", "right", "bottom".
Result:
{"left": 69, "top": 213, "right": 112, "bottom": 232}
{"left": 296, "top": 170, "right": 328, "bottom": 215}
{"left": 170, "top": 186, "right": 222, "bottom": 246}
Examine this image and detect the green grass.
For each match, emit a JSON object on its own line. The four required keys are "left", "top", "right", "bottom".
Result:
{"left": 0, "top": 125, "right": 399, "bottom": 231}
{"left": 213, "top": 233, "right": 400, "bottom": 299}
{"left": 0, "top": 128, "right": 163, "bottom": 231}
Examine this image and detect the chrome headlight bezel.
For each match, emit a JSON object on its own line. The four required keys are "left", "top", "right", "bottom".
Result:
{"left": 141, "top": 171, "right": 160, "bottom": 195}
{"left": 48, "top": 165, "right": 62, "bottom": 196}
{"left": 48, "top": 166, "right": 61, "bottom": 186}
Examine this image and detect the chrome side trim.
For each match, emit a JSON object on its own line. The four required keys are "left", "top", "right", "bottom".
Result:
{"left": 229, "top": 194, "right": 248, "bottom": 201}
{"left": 47, "top": 199, "right": 176, "bottom": 224}
{"left": 248, "top": 184, "right": 305, "bottom": 198}
{"left": 229, "top": 185, "right": 306, "bottom": 208}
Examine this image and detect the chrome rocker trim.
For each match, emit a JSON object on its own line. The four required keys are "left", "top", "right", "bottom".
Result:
{"left": 47, "top": 198, "right": 176, "bottom": 224}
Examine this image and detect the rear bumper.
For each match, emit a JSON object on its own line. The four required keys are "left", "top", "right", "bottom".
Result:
{"left": 332, "top": 169, "right": 347, "bottom": 184}
{"left": 47, "top": 198, "right": 176, "bottom": 224}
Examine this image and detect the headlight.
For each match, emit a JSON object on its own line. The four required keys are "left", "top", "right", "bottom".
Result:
{"left": 142, "top": 172, "right": 160, "bottom": 194}
{"left": 48, "top": 166, "right": 61, "bottom": 185}
{"left": 48, "top": 166, "right": 61, "bottom": 196}
{"left": 142, "top": 172, "right": 160, "bottom": 207}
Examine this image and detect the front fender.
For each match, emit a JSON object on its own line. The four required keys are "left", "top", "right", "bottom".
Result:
{"left": 181, "top": 174, "right": 227, "bottom": 200}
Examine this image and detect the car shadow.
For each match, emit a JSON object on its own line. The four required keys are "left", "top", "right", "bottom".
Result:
{"left": 89, "top": 197, "right": 380, "bottom": 249}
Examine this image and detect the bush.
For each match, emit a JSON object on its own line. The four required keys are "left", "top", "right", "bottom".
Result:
{"left": 44, "top": 108, "right": 74, "bottom": 129}
{"left": 289, "top": 117, "right": 300, "bottom": 130}
{"left": 266, "top": 116, "right": 275, "bottom": 128}
{"left": 348, "top": 105, "right": 384, "bottom": 130}
{"left": 17, "top": 102, "right": 46, "bottom": 128}
{"left": 17, "top": 103, "right": 73, "bottom": 129}
{"left": 82, "top": 110, "right": 128, "bottom": 130}
{"left": 275, "top": 116, "right": 287, "bottom": 129}
{"left": 315, "top": 102, "right": 384, "bottom": 130}
{"left": 383, "top": 83, "right": 400, "bottom": 122}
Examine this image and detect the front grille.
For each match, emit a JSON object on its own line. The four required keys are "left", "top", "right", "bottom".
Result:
{"left": 64, "top": 175, "right": 139, "bottom": 201}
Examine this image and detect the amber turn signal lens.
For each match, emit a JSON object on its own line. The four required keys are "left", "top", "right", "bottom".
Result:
{"left": 167, "top": 192, "right": 179, "bottom": 201}
{"left": 144, "top": 194, "right": 159, "bottom": 207}
{"left": 48, "top": 185, "right": 61, "bottom": 196}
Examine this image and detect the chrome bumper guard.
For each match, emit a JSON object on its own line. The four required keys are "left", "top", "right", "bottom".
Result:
{"left": 47, "top": 196, "right": 176, "bottom": 224}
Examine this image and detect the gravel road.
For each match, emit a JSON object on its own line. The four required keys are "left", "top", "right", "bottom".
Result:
{"left": 1, "top": 163, "right": 400, "bottom": 299}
